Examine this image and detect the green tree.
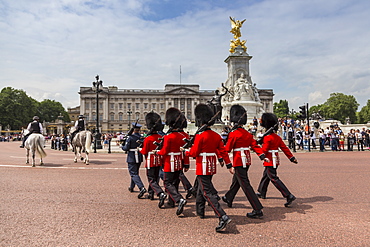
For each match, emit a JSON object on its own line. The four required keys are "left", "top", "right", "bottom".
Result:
{"left": 273, "top": 99, "right": 290, "bottom": 118}
{"left": 318, "top": 93, "right": 359, "bottom": 124}
{"left": 357, "top": 99, "right": 370, "bottom": 123}
{"left": 0, "top": 87, "right": 39, "bottom": 129}
{"left": 38, "top": 99, "right": 70, "bottom": 123}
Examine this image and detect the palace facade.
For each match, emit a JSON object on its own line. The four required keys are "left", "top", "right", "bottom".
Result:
{"left": 70, "top": 84, "right": 273, "bottom": 133}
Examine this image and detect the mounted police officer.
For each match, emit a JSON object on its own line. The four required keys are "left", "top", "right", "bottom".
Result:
{"left": 71, "top": 115, "right": 86, "bottom": 141}
{"left": 20, "top": 116, "right": 43, "bottom": 148}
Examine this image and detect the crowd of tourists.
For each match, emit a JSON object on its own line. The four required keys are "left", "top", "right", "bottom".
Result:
{"left": 279, "top": 118, "right": 369, "bottom": 152}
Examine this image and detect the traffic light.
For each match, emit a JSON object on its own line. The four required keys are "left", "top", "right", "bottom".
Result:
{"left": 297, "top": 104, "right": 307, "bottom": 119}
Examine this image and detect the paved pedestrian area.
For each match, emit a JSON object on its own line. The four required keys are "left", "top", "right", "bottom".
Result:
{"left": 0, "top": 141, "right": 369, "bottom": 246}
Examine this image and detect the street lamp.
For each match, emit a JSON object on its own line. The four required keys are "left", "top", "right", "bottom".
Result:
{"left": 92, "top": 75, "right": 103, "bottom": 153}
{"left": 127, "top": 110, "right": 132, "bottom": 130}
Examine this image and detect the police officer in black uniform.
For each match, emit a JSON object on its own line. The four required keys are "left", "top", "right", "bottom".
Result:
{"left": 20, "top": 116, "right": 43, "bottom": 148}
{"left": 71, "top": 115, "right": 86, "bottom": 143}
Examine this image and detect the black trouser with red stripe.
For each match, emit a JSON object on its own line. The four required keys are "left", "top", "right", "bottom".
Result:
{"left": 196, "top": 175, "right": 226, "bottom": 218}
{"left": 146, "top": 166, "right": 164, "bottom": 196}
{"left": 164, "top": 171, "right": 183, "bottom": 204}
{"left": 179, "top": 170, "right": 192, "bottom": 191}
{"left": 224, "top": 166, "right": 263, "bottom": 210}
{"left": 257, "top": 166, "right": 291, "bottom": 198}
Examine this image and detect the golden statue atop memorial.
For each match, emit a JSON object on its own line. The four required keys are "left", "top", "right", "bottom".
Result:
{"left": 229, "top": 17, "right": 247, "bottom": 53}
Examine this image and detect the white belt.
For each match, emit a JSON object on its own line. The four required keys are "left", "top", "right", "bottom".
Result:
{"left": 147, "top": 151, "right": 154, "bottom": 169}
{"left": 168, "top": 152, "right": 181, "bottom": 172}
{"left": 199, "top": 152, "right": 216, "bottom": 175}
{"left": 269, "top": 150, "right": 279, "bottom": 168}
{"left": 233, "top": 147, "right": 250, "bottom": 168}
{"left": 129, "top": 148, "right": 139, "bottom": 163}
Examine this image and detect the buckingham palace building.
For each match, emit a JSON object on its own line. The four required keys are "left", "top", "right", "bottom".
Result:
{"left": 71, "top": 84, "right": 273, "bottom": 133}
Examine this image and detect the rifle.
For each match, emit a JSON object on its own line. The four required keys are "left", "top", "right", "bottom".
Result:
{"left": 137, "top": 118, "right": 162, "bottom": 148}
{"left": 256, "top": 123, "right": 278, "bottom": 145}
{"left": 122, "top": 118, "right": 139, "bottom": 143}
{"left": 182, "top": 111, "right": 220, "bottom": 149}
{"left": 154, "top": 114, "right": 183, "bottom": 151}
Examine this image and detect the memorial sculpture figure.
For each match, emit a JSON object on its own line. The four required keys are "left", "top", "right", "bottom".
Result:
{"left": 229, "top": 17, "right": 247, "bottom": 53}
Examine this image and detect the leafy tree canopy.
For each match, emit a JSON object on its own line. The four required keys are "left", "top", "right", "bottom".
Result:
{"left": 38, "top": 99, "right": 70, "bottom": 123}
{"left": 357, "top": 99, "right": 370, "bottom": 124}
{"left": 273, "top": 99, "right": 290, "bottom": 118}
{"left": 309, "top": 93, "right": 359, "bottom": 124}
{"left": 0, "top": 87, "right": 38, "bottom": 129}
{"left": 0, "top": 87, "right": 70, "bottom": 130}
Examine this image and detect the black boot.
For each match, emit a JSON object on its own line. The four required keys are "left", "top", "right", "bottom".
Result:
{"left": 284, "top": 194, "right": 296, "bottom": 207}
{"left": 216, "top": 215, "right": 231, "bottom": 232}
{"left": 247, "top": 210, "right": 263, "bottom": 219}
{"left": 147, "top": 193, "right": 154, "bottom": 200}
{"left": 186, "top": 187, "right": 194, "bottom": 199}
{"left": 222, "top": 196, "right": 232, "bottom": 208}
{"left": 256, "top": 192, "right": 266, "bottom": 199}
{"left": 138, "top": 188, "right": 147, "bottom": 199}
{"left": 176, "top": 198, "right": 187, "bottom": 216}
{"left": 158, "top": 193, "right": 167, "bottom": 208}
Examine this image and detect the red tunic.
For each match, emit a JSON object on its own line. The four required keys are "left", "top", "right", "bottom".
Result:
{"left": 262, "top": 133, "right": 294, "bottom": 167}
{"left": 224, "top": 127, "right": 263, "bottom": 167}
{"left": 140, "top": 133, "right": 163, "bottom": 168}
{"left": 157, "top": 131, "right": 190, "bottom": 172}
{"left": 185, "top": 129, "right": 231, "bottom": 175}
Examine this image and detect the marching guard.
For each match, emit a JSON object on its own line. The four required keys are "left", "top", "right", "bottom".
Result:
{"left": 140, "top": 112, "right": 167, "bottom": 208}
{"left": 182, "top": 103, "right": 232, "bottom": 232}
{"left": 122, "top": 123, "right": 147, "bottom": 199}
{"left": 155, "top": 108, "right": 189, "bottom": 216}
{"left": 222, "top": 104, "right": 266, "bottom": 218}
{"left": 256, "top": 113, "right": 298, "bottom": 207}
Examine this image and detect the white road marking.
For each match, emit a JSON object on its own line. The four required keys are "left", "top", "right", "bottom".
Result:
{"left": 0, "top": 164, "right": 196, "bottom": 171}
{"left": 0, "top": 164, "right": 127, "bottom": 170}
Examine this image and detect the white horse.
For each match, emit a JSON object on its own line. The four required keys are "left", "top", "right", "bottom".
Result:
{"left": 23, "top": 130, "right": 47, "bottom": 167}
{"left": 70, "top": 128, "right": 93, "bottom": 165}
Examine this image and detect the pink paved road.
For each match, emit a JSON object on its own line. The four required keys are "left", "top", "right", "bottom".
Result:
{"left": 0, "top": 141, "right": 369, "bottom": 246}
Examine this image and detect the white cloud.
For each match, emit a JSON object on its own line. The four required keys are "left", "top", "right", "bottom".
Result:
{"left": 1, "top": 0, "right": 370, "bottom": 112}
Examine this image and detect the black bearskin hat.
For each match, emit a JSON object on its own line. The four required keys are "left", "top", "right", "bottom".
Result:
{"left": 194, "top": 103, "right": 215, "bottom": 127}
{"left": 165, "top": 107, "right": 185, "bottom": 129}
{"left": 230, "top": 104, "right": 247, "bottom": 125}
{"left": 145, "top": 112, "right": 163, "bottom": 131}
{"left": 261, "top": 113, "right": 278, "bottom": 131}
{"left": 180, "top": 115, "right": 188, "bottom": 129}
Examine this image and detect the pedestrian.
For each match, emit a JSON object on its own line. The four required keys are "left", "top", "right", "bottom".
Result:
{"left": 256, "top": 113, "right": 298, "bottom": 207}
{"left": 140, "top": 112, "right": 167, "bottom": 207}
{"left": 222, "top": 105, "right": 266, "bottom": 219}
{"left": 318, "top": 130, "right": 326, "bottom": 152}
{"left": 182, "top": 103, "right": 232, "bottom": 232}
{"left": 339, "top": 133, "right": 345, "bottom": 151}
{"left": 122, "top": 122, "right": 146, "bottom": 199}
{"left": 287, "top": 124, "right": 294, "bottom": 149}
{"left": 355, "top": 129, "right": 364, "bottom": 151}
{"left": 347, "top": 129, "right": 355, "bottom": 151}
{"left": 155, "top": 108, "right": 189, "bottom": 216}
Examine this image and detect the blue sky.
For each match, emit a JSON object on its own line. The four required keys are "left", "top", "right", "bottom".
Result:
{"left": 1, "top": 0, "right": 370, "bottom": 112}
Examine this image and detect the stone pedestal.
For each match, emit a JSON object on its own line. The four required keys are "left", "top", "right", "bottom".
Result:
{"left": 220, "top": 46, "right": 265, "bottom": 123}
{"left": 183, "top": 122, "right": 226, "bottom": 135}
{"left": 223, "top": 100, "right": 264, "bottom": 125}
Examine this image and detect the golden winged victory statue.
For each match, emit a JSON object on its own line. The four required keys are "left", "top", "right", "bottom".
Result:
{"left": 229, "top": 16, "right": 247, "bottom": 53}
